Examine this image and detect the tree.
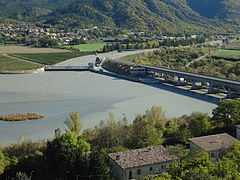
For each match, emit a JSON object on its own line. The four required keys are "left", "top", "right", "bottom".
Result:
{"left": 212, "top": 99, "right": 240, "bottom": 133}
{"left": 0, "top": 152, "right": 9, "bottom": 175}
{"left": 13, "top": 172, "right": 30, "bottom": 180}
{"left": 38, "top": 38, "right": 58, "bottom": 47}
{"left": 64, "top": 112, "right": 82, "bottom": 135}
{"left": 89, "top": 149, "right": 111, "bottom": 180}
{"left": 46, "top": 132, "right": 90, "bottom": 178}
{"left": 127, "top": 119, "right": 163, "bottom": 149}
{"left": 213, "top": 158, "right": 239, "bottom": 179}
{"left": 144, "top": 173, "right": 172, "bottom": 180}
{"left": 188, "top": 112, "right": 213, "bottom": 137}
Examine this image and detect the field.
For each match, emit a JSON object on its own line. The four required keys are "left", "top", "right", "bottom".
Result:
{"left": 225, "top": 40, "right": 240, "bottom": 50}
{"left": 11, "top": 52, "right": 91, "bottom": 65}
{"left": 67, "top": 43, "right": 105, "bottom": 52}
{"left": 0, "top": 55, "right": 41, "bottom": 71}
{"left": 212, "top": 49, "right": 240, "bottom": 61}
{"left": 0, "top": 45, "right": 70, "bottom": 54}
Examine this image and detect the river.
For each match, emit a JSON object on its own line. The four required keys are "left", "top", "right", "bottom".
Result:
{"left": 0, "top": 50, "right": 217, "bottom": 145}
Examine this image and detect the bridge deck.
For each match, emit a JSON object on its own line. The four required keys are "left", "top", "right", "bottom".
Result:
{"left": 44, "top": 66, "right": 89, "bottom": 71}
{"left": 139, "top": 65, "right": 240, "bottom": 89}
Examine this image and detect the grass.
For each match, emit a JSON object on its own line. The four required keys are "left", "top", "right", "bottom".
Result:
{"left": 66, "top": 43, "right": 105, "bottom": 52}
{"left": 212, "top": 49, "right": 240, "bottom": 60}
{"left": 0, "top": 113, "right": 44, "bottom": 121}
{"left": 0, "top": 55, "right": 41, "bottom": 71}
{"left": 10, "top": 52, "right": 91, "bottom": 65}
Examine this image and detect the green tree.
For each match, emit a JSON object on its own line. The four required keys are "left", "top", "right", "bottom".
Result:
{"left": 0, "top": 152, "right": 9, "bottom": 175}
{"left": 64, "top": 112, "right": 82, "bottom": 135}
{"left": 144, "top": 173, "right": 172, "bottom": 180}
{"left": 46, "top": 132, "right": 90, "bottom": 178}
{"left": 89, "top": 149, "right": 111, "bottom": 180}
{"left": 213, "top": 158, "right": 239, "bottom": 179}
{"left": 212, "top": 99, "right": 240, "bottom": 133}
{"left": 128, "top": 119, "right": 163, "bottom": 149}
{"left": 188, "top": 112, "right": 213, "bottom": 137}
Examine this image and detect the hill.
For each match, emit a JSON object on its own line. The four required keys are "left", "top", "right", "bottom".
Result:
{"left": 0, "top": 0, "right": 239, "bottom": 34}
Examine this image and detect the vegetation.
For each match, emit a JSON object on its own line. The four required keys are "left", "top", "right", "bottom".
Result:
{"left": 1, "top": 99, "right": 240, "bottom": 179}
{"left": 67, "top": 43, "right": 105, "bottom": 52}
{"left": 64, "top": 112, "right": 82, "bottom": 135}
{"left": 121, "top": 47, "right": 210, "bottom": 69}
{"left": 160, "top": 38, "right": 205, "bottom": 47}
{"left": 0, "top": 113, "right": 44, "bottom": 121}
{"left": 189, "top": 58, "right": 240, "bottom": 80}
{"left": 0, "top": 55, "right": 41, "bottom": 71}
{"left": 10, "top": 52, "right": 91, "bottom": 65}
{"left": 212, "top": 49, "right": 240, "bottom": 61}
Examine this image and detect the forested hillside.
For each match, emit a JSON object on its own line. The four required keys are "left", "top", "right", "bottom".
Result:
{"left": 0, "top": 0, "right": 239, "bottom": 34}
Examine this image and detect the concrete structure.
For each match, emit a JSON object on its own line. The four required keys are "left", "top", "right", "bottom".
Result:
{"left": 138, "top": 65, "right": 240, "bottom": 98}
{"left": 108, "top": 145, "right": 176, "bottom": 180}
{"left": 189, "top": 133, "right": 238, "bottom": 159}
{"left": 236, "top": 125, "right": 240, "bottom": 140}
{"left": 44, "top": 65, "right": 89, "bottom": 71}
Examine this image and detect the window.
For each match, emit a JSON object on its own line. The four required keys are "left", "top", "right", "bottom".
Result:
{"left": 129, "top": 171, "right": 132, "bottom": 179}
{"left": 137, "top": 169, "right": 141, "bottom": 175}
{"left": 150, "top": 167, "right": 153, "bottom": 171}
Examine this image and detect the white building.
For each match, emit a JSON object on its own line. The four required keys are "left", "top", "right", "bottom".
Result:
{"left": 189, "top": 133, "right": 238, "bottom": 159}
{"left": 108, "top": 145, "right": 176, "bottom": 180}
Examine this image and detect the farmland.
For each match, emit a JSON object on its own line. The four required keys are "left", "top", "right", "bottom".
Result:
{"left": 0, "top": 45, "right": 70, "bottom": 54}
{"left": 11, "top": 52, "right": 92, "bottom": 65}
{"left": 66, "top": 43, "right": 105, "bottom": 52}
{"left": 212, "top": 49, "right": 240, "bottom": 61}
{"left": 0, "top": 45, "right": 91, "bottom": 71}
{"left": 0, "top": 55, "right": 41, "bottom": 71}
{"left": 224, "top": 40, "right": 240, "bottom": 50}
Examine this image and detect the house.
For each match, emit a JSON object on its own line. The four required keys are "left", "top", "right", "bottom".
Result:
{"left": 236, "top": 125, "right": 240, "bottom": 140}
{"left": 189, "top": 133, "right": 239, "bottom": 159}
{"left": 108, "top": 145, "right": 177, "bottom": 180}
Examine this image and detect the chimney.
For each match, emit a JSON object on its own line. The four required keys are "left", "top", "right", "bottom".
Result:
{"left": 116, "top": 155, "right": 120, "bottom": 160}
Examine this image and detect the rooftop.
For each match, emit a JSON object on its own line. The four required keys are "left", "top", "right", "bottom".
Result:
{"left": 189, "top": 133, "right": 238, "bottom": 152}
{"left": 236, "top": 125, "right": 240, "bottom": 129}
{"left": 108, "top": 145, "right": 176, "bottom": 169}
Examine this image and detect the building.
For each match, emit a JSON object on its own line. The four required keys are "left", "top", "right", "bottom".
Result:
{"left": 108, "top": 145, "right": 176, "bottom": 180}
{"left": 189, "top": 133, "right": 239, "bottom": 159}
{"left": 236, "top": 125, "right": 240, "bottom": 140}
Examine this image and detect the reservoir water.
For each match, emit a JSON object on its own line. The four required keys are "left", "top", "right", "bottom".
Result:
{"left": 0, "top": 50, "right": 217, "bottom": 145}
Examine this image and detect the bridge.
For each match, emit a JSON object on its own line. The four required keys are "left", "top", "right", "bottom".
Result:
{"left": 137, "top": 65, "right": 240, "bottom": 98}
{"left": 44, "top": 65, "right": 89, "bottom": 71}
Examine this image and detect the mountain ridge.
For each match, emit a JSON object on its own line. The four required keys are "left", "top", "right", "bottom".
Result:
{"left": 0, "top": 0, "right": 239, "bottom": 33}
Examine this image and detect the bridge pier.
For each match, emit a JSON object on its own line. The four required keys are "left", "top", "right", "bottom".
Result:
{"left": 191, "top": 81, "right": 197, "bottom": 90}
{"left": 176, "top": 77, "right": 182, "bottom": 86}
{"left": 226, "top": 88, "right": 233, "bottom": 99}
{"left": 208, "top": 84, "right": 215, "bottom": 94}
{"left": 163, "top": 74, "right": 168, "bottom": 81}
